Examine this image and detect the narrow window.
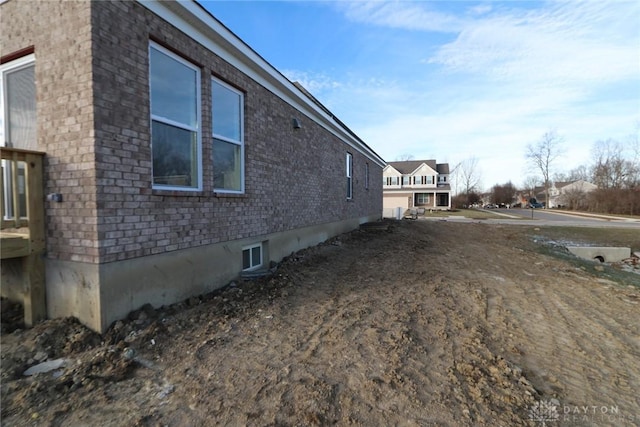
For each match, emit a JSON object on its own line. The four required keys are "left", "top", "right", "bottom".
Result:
{"left": 149, "top": 43, "right": 201, "bottom": 190}
{"left": 346, "top": 153, "right": 353, "bottom": 199}
{"left": 365, "top": 163, "right": 369, "bottom": 190}
{"left": 242, "top": 243, "right": 262, "bottom": 271}
{"left": 212, "top": 78, "right": 244, "bottom": 193}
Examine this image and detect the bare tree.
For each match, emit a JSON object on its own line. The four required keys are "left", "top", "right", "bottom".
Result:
{"left": 522, "top": 176, "right": 540, "bottom": 194}
{"left": 492, "top": 181, "right": 516, "bottom": 206}
{"left": 526, "top": 130, "right": 564, "bottom": 208}
{"left": 395, "top": 153, "right": 415, "bottom": 161}
{"left": 553, "top": 165, "right": 589, "bottom": 184}
{"left": 590, "top": 139, "right": 635, "bottom": 189}
{"left": 567, "top": 165, "right": 590, "bottom": 182}
{"left": 521, "top": 175, "right": 541, "bottom": 206}
{"left": 552, "top": 172, "right": 569, "bottom": 183}
{"left": 455, "top": 157, "right": 482, "bottom": 205}
{"left": 560, "top": 184, "right": 588, "bottom": 210}
{"left": 588, "top": 137, "right": 640, "bottom": 214}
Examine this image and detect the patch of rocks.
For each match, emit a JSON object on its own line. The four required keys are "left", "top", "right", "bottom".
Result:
{"left": 613, "top": 252, "right": 640, "bottom": 275}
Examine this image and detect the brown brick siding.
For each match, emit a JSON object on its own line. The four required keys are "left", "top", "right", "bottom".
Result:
{"left": 1, "top": 0, "right": 99, "bottom": 263}
{"left": 1, "top": 0, "right": 383, "bottom": 265}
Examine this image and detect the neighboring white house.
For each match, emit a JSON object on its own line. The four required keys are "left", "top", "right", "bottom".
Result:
{"left": 545, "top": 180, "right": 598, "bottom": 208}
{"left": 382, "top": 160, "right": 451, "bottom": 214}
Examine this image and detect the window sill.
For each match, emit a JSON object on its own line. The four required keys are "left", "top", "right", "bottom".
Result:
{"left": 214, "top": 192, "right": 246, "bottom": 199}
{"left": 151, "top": 189, "right": 206, "bottom": 197}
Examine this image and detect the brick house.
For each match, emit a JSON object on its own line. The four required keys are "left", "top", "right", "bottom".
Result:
{"left": 382, "top": 160, "right": 451, "bottom": 212}
{"left": 0, "top": 0, "right": 385, "bottom": 332}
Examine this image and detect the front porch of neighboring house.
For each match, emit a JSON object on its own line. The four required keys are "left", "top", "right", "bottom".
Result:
{"left": 413, "top": 192, "right": 450, "bottom": 210}
{"left": 0, "top": 147, "right": 46, "bottom": 327}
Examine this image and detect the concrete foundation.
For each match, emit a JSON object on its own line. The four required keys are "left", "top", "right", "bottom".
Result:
{"left": 566, "top": 246, "right": 631, "bottom": 263}
{"left": 42, "top": 215, "right": 378, "bottom": 332}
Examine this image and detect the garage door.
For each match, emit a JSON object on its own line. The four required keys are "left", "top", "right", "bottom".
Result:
{"left": 383, "top": 194, "right": 410, "bottom": 210}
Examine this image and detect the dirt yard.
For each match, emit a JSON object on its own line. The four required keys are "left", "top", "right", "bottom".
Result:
{"left": 1, "top": 220, "right": 639, "bottom": 426}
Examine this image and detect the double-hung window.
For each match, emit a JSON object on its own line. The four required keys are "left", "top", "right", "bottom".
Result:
{"left": 149, "top": 43, "right": 201, "bottom": 190}
{"left": 1, "top": 54, "right": 36, "bottom": 219}
{"left": 346, "top": 153, "right": 353, "bottom": 199}
{"left": 212, "top": 78, "right": 244, "bottom": 193}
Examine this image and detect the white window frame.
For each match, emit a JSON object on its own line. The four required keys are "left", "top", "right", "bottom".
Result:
{"left": 242, "top": 243, "right": 262, "bottom": 271}
{"left": 212, "top": 77, "right": 244, "bottom": 194}
{"left": 346, "top": 152, "right": 353, "bottom": 200}
{"left": 1, "top": 54, "right": 36, "bottom": 219}
{"left": 149, "top": 42, "right": 202, "bottom": 191}
{"left": 1, "top": 53, "right": 36, "bottom": 148}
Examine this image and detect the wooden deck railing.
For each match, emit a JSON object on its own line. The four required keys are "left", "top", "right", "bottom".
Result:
{"left": 0, "top": 147, "right": 46, "bottom": 326}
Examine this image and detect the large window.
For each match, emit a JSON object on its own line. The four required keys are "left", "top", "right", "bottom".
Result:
{"left": 212, "top": 78, "right": 244, "bottom": 193}
{"left": 1, "top": 54, "right": 36, "bottom": 219}
{"left": 416, "top": 193, "right": 430, "bottom": 205}
{"left": 149, "top": 43, "right": 201, "bottom": 190}
{"left": 346, "top": 153, "right": 353, "bottom": 199}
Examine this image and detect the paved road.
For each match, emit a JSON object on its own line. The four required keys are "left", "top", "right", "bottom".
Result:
{"left": 498, "top": 208, "right": 634, "bottom": 222}
{"left": 430, "top": 208, "right": 640, "bottom": 229}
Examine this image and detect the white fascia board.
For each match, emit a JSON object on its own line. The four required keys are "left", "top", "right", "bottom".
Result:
{"left": 137, "top": 0, "right": 385, "bottom": 168}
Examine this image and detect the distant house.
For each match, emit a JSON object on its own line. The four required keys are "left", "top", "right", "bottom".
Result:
{"left": 545, "top": 180, "right": 598, "bottom": 209}
{"left": 0, "top": 0, "right": 385, "bottom": 332}
{"left": 382, "top": 160, "right": 451, "bottom": 212}
{"left": 516, "top": 180, "right": 597, "bottom": 209}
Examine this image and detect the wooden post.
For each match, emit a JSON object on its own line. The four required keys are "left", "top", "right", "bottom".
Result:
{"left": 22, "top": 253, "right": 46, "bottom": 326}
{"left": 24, "top": 153, "right": 46, "bottom": 325}
{"left": 0, "top": 148, "right": 47, "bottom": 327}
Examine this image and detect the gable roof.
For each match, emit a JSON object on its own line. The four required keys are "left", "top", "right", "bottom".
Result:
{"left": 387, "top": 160, "right": 449, "bottom": 175}
{"left": 437, "top": 163, "right": 449, "bottom": 174}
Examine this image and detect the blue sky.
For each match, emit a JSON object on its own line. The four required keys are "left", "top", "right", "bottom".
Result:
{"left": 201, "top": 0, "right": 640, "bottom": 191}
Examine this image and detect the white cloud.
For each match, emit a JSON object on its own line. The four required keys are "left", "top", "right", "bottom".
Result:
{"left": 281, "top": 69, "right": 343, "bottom": 94}
{"left": 429, "top": 1, "right": 640, "bottom": 86}
{"left": 468, "top": 4, "right": 492, "bottom": 16}
{"left": 287, "top": 0, "right": 639, "bottom": 189}
{"left": 335, "top": 1, "right": 465, "bottom": 33}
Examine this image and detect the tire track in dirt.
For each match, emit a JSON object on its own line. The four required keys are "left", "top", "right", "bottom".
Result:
{"left": 473, "top": 245, "right": 640, "bottom": 426}
{"left": 2, "top": 220, "right": 639, "bottom": 426}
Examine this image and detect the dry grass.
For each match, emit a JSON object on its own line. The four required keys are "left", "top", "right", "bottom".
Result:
{"left": 420, "top": 208, "right": 510, "bottom": 220}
